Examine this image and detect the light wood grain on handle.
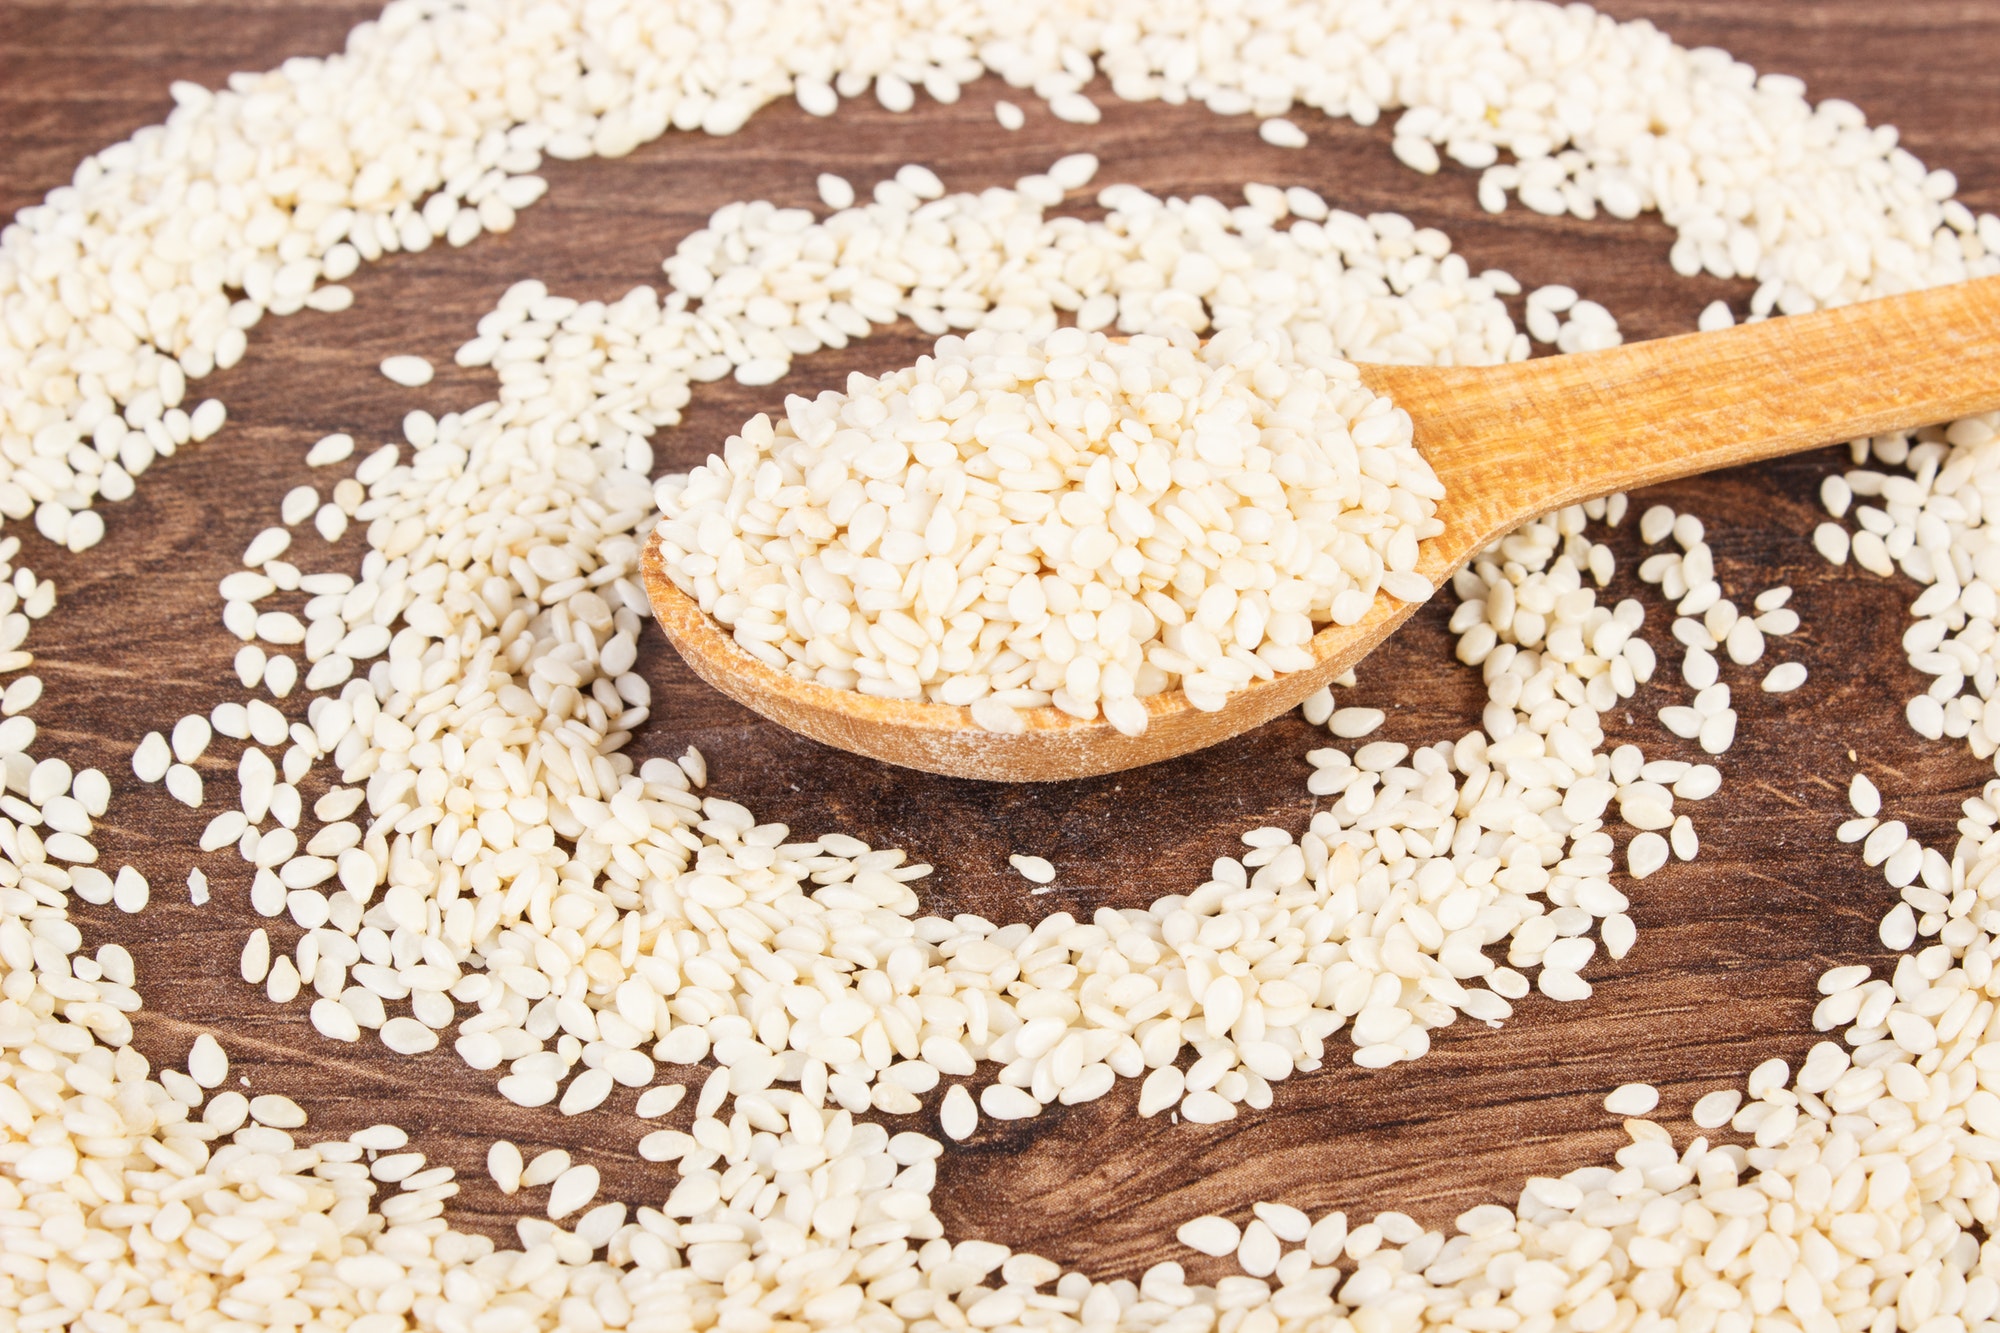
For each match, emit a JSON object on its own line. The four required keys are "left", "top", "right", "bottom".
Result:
{"left": 1359, "top": 273, "right": 2000, "bottom": 559}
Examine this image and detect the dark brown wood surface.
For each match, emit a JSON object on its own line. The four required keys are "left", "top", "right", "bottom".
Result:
{"left": 4, "top": 0, "right": 1999, "bottom": 1283}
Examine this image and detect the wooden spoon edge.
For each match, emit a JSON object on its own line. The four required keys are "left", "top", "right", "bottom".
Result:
{"left": 639, "top": 531, "right": 1428, "bottom": 781}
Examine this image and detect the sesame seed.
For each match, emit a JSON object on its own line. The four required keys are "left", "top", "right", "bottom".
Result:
{"left": 939, "top": 1084, "right": 978, "bottom": 1141}
{"left": 1328, "top": 707, "right": 1386, "bottom": 739}
{"left": 635, "top": 1084, "right": 686, "bottom": 1118}
{"left": 1691, "top": 1088, "right": 1743, "bottom": 1128}
{"left": 815, "top": 173, "right": 854, "bottom": 210}
{"left": 547, "top": 1163, "right": 600, "bottom": 1219}
{"left": 1178, "top": 1215, "right": 1241, "bottom": 1256}
{"left": 1762, "top": 661, "right": 1808, "bottom": 692}
{"left": 487, "top": 1140, "right": 524, "bottom": 1194}
{"left": 1603, "top": 1082, "right": 1659, "bottom": 1115}
{"left": 186, "top": 1034, "right": 227, "bottom": 1088}
{"left": 1258, "top": 117, "right": 1308, "bottom": 148}
{"left": 379, "top": 355, "right": 434, "bottom": 387}
{"left": 1008, "top": 854, "right": 1057, "bottom": 884}
{"left": 1626, "top": 832, "right": 1670, "bottom": 880}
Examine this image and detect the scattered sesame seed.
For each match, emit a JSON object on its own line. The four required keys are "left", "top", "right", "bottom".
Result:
{"left": 1762, "top": 661, "right": 1808, "bottom": 692}
{"left": 379, "top": 354, "right": 434, "bottom": 387}
{"left": 815, "top": 172, "right": 854, "bottom": 210}
{"left": 1603, "top": 1082, "right": 1659, "bottom": 1115}
{"left": 1008, "top": 853, "right": 1057, "bottom": 884}
{"left": 1258, "top": 117, "right": 1308, "bottom": 148}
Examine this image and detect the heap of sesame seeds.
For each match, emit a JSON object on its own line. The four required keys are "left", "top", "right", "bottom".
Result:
{"left": 656, "top": 324, "right": 1443, "bottom": 733}
{"left": 0, "top": 0, "right": 1998, "bottom": 1328}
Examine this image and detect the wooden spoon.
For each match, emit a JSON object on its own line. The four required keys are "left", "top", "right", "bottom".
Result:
{"left": 642, "top": 274, "right": 2000, "bottom": 782}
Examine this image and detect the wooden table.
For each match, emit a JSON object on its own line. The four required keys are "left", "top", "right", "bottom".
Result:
{"left": 3, "top": 0, "right": 1997, "bottom": 1282}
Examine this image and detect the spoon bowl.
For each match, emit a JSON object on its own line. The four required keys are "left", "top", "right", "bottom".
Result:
{"left": 644, "top": 274, "right": 2000, "bottom": 781}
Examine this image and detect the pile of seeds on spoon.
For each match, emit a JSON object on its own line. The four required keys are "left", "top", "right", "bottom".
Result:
{"left": 655, "top": 322, "right": 1443, "bottom": 734}
{"left": 4, "top": 0, "right": 2000, "bottom": 1329}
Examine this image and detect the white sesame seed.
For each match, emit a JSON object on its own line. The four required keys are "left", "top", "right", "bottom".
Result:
{"left": 1258, "top": 117, "right": 1308, "bottom": 148}
{"left": 815, "top": 173, "right": 854, "bottom": 211}
{"left": 1692, "top": 1088, "right": 1743, "bottom": 1129}
{"left": 547, "top": 1163, "right": 599, "bottom": 1219}
{"left": 281, "top": 486, "right": 319, "bottom": 526}
{"left": 559, "top": 1068, "right": 614, "bottom": 1115}
{"left": 350, "top": 1125, "right": 408, "bottom": 1152}
{"left": 380, "top": 1017, "right": 438, "bottom": 1055}
{"left": 874, "top": 72, "right": 915, "bottom": 112}
{"left": 170, "top": 714, "right": 211, "bottom": 764}
{"left": 1049, "top": 91, "right": 1100, "bottom": 124}
{"left": 1252, "top": 1201, "right": 1310, "bottom": 1242}
{"left": 498, "top": 1074, "right": 557, "bottom": 1108}
{"left": 1658, "top": 706, "right": 1701, "bottom": 739}
{"left": 380, "top": 355, "right": 434, "bottom": 387}
{"left": 187, "top": 1034, "right": 227, "bottom": 1088}
{"left": 1881, "top": 902, "right": 1919, "bottom": 951}
{"left": 240, "top": 929, "right": 269, "bottom": 983}
{"left": 264, "top": 655, "right": 298, "bottom": 697}
{"left": 189, "top": 398, "right": 227, "bottom": 440}
{"left": 1237, "top": 1219, "right": 1280, "bottom": 1276}
{"left": 311, "top": 998, "right": 360, "bottom": 1042}
{"left": 1301, "top": 687, "right": 1334, "bottom": 726}
{"left": 306, "top": 432, "right": 354, "bottom": 466}
{"left": 980, "top": 1084, "right": 1040, "bottom": 1119}
{"left": 487, "top": 1140, "right": 524, "bottom": 1194}
{"left": 1756, "top": 608, "right": 1800, "bottom": 635}
{"left": 521, "top": 1149, "right": 570, "bottom": 1188}
{"left": 1626, "top": 832, "right": 1670, "bottom": 880}
{"left": 1604, "top": 1082, "right": 1659, "bottom": 1116}
{"left": 1008, "top": 854, "right": 1056, "bottom": 885}
{"left": 1328, "top": 707, "right": 1386, "bottom": 738}
{"left": 132, "top": 731, "right": 170, "bottom": 782}
{"left": 1849, "top": 773, "right": 1881, "bottom": 817}
{"left": 635, "top": 1084, "right": 686, "bottom": 1118}
{"left": 1047, "top": 153, "right": 1099, "bottom": 191}
{"left": 0, "top": 675, "right": 39, "bottom": 717}
{"left": 250, "top": 1094, "right": 306, "bottom": 1128}
{"left": 940, "top": 1084, "right": 977, "bottom": 1141}
{"left": 1724, "top": 617, "right": 1765, "bottom": 665}
{"left": 243, "top": 527, "right": 291, "bottom": 567}
{"left": 112, "top": 865, "right": 149, "bottom": 913}
{"left": 1178, "top": 1215, "right": 1241, "bottom": 1257}
{"left": 1602, "top": 914, "right": 1637, "bottom": 960}
{"left": 897, "top": 163, "right": 949, "bottom": 198}
{"left": 1761, "top": 662, "right": 1808, "bottom": 692}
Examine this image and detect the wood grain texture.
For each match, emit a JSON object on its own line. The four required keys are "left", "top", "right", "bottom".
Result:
{"left": 4, "top": 0, "right": 2000, "bottom": 1283}
{"left": 1372, "top": 275, "right": 2000, "bottom": 545}
{"left": 644, "top": 277, "right": 2000, "bottom": 781}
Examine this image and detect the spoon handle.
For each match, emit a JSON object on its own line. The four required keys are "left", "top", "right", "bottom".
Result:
{"left": 1359, "top": 273, "right": 2000, "bottom": 555}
